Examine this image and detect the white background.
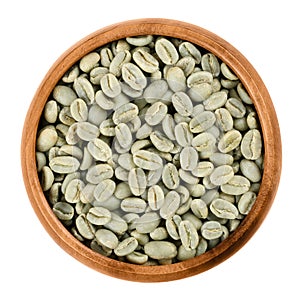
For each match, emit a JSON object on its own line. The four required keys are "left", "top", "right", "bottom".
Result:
{"left": 1, "top": 0, "right": 297, "bottom": 299}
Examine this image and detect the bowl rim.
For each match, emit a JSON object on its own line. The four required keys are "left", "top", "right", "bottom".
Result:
{"left": 21, "top": 18, "right": 282, "bottom": 282}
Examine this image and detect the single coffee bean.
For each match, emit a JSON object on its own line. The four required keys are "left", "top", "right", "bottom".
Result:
{"left": 86, "top": 164, "right": 114, "bottom": 184}
{"left": 179, "top": 41, "right": 202, "bottom": 64}
{"left": 189, "top": 111, "right": 216, "bottom": 133}
{"left": 174, "top": 122, "right": 193, "bottom": 147}
{"left": 218, "top": 129, "right": 242, "bottom": 153}
{"left": 144, "top": 241, "right": 177, "bottom": 260}
{"left": 180, "top": 146, "right": 198, "bottom": 171}
{"left": 221, "top": 175, "right": 250, "bottom": 195}
{"left": 150, "top": 131, "right": 174, "bottom": 152}
{"left": 145, "top": 101, "right": 168, "bottom": 126}
{"left": 166, "top": 67, "right": 186, "bottom": 92}
{"left": 114, "top": 237, "right": 138, "bottom": 256}
{"left": 87, "top": 138, "right": 112, "bottom": 162}
{"left": 148, "top": 185, "right": 165, "bottom": 211}
{"left": 162, "top": 163, "right": 180, "bottom": 190}
{"left": 215, "top": 107, "right": 233, "bottom": 132}
{"left": 172, "top": 91, "right": 193, "bottom": 116}
{"left": 133, "top": 150, "right": 163, "bottom": 170}
{"left": 128, "top": 168, "right": 147, "bottom": 196}
{"left": 95, "top": 229, "right": 119, "bottom": 249}
{"left": 201, "top": 221, "right": 222, "bottom": 240}
{"left": 36, "top": 126, "right": 58, "bottom": 152}
{"left": 238, "top": 191, "right": 257, "bottom": 215}
{"left": 210, "top": 165, "right": 234, "bottom": 186}
{"left": 132, "top": 48, "right": 159, "bottom": 73}
{"left": 112, "top": 103, "right": 139, "bottom": 125}
{"left": 122, "top": 62, "right": 147, "bottom": 90}
{"left": 73, "top": 77, "right": 95, "bottom": 104}
{"left": 135, "top": 212, "right": 161, "bottom": 234}
{"left": 49, "top": 156, "right": 80, "bottom": 174}
{"left": 87, "top": 207, "right": 111, "bottom": 225}
{"left": 241, "top": 129, "right": 262, "bottom": 160}
{"left": 65, "top": 178, "right": 85, "bottom": 203}
{"left": 240, "top": 159, "right": 262, "bottom": 182}
{"left": 155, "top": 38, "right": 179, "bottom": 65}
{"left": 76, "top": 122, "right": 99, "bottom": 141}
{"left": 93, "top": 179, "right": 116, "bottom": 202}
{"left": 160, "top": 190, "right": 180, "bottom": 219}
{"left": 210, "top": 198, "right": 239, "bottom": 219}
{"left": 53, "top": 202, "right": 74, "bottom": 221}
{"left": 115, "top": 123, "right": 132, "bottom": 149}
{"left": 53, "top": 85, "right": 77, "bottom": 106}
{"left": 121, "top": 197, "right": 147, "bottom": 213}
{"left": 79, "top": 52, "right": 100, "bottom": 73}
{"left": 76, "top": 214, "right": 95, "bottom": 240}
{"left": 179, "top": 220, "right": 199, "bottom": 250}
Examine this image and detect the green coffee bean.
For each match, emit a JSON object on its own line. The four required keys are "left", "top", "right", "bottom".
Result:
{"left": 150, "top": 131, "right": 174, "bottom": 152}
{"left": 95, "top": 229, "right": 118, "bottom": 249}
{"left": 109, "top": 50, "right": 131, "bottom": 77}
{"left": 112, "top": 103, "right": 139, "bottom": 125}
{"left": 201, "top": 53, "right": 220, "bottom": 77}
{"left": 210, "top": 165, "right": 234, "bottom": 186}
{"left": 218, "top": 129, "right": 242, "bottom": 153}
{"left": 144, "top": 241, "right": 177, "bottom": 260}
{"left": 189, "top": 111, "right": 216, "bottom": 133}
{"left": 203, "top": 91, "right": 227, "bottom": 111}
{"left": 174, "top": 122, "right": 193, "bottom": 147}
{"left": 155, "top": 38, "right": 179, "bottom": 65}
{"left": 160, "top": 191, "right": 180, "bottom": 219}
{"left": 65, "top": 178, "right": 85, "bottom": 203}
{"left": 215, "top": 108, "right": 233, "bottom": 132}
{"left": 238, "top": 191, "right": 257, "bottom": 214}
{"left": 180, "top": 146, "right": 198, "bottom": 171}
{"left": 240, "top": 159, "right": 261, "bottom": 182}
{"left": 133, "top": 150, "right": 163, "bottom": 170}
{"left": 162, "top": 163, "right": 180, "bottom": 190}
{"left": 53, "top": 202, "right": 74, "bottom": 221}
{"left": 225, "top": 97, "right": 246, "bottom": 118}
{"left": 221, "top": 175, "right": 250, "bottom": 195}
{"left": 201, "top": 221, "right": 222, "bottom": 240}
{"left": 36, "top": 126, "right": 58, "bottom": 152}
{"left": 132, "top": 48, "right": 159, "bottom": 73}
{"left": 210, "top": 198, "right": 239, "bottom": 219}
{"left": 179, "top": 220, "right": 199, "bottom": 250}
{"left": 172, "top": 91, "right": 193, "bottom": 117}
{"left": 93, "top": 179, "right": 116, "bottom": 202}
{"left": 86, "top": 164, "right": 114, "bottom": 184}
{"left": 241, "top": 129, "right": 262, "bottom": 160}
{"left": 192, "top": 132, "right": 216, "bottom": 152}
{"left": 53, "top": 85, "right": 77, "bottom": 106}
{"left": 143, "top": 79, "right": 168, "bottom": 104}
{"left": 135, "top": 212, "right": 161, "bottom": 234}
{"left": 76, "top": 214, "right": 95, "bottom": 240}
{"left": 191, "top": 198, "right": 208, "bottom": 219}
{"left": 179, "top": 41, "right": 202, "bottom": 64}
{"left": 87, "top": 207, "right": 111, "bottom": 225}
{"left": 76, "top": 122, "right": 99, "bottom": 141}
{"left": 114, "top": 237, "right": 138, "bottom": 256}
{"left": 49, "top": 156, "right": 80, "bottom": 174}
{"left": 145, "top": 101, "right": 168, "bottom": 126}
{"left": 73, "top": 77, "right": 95, "bottom": 104}
{"left": 148, "top": 185, "right": 165, "bottom": 211}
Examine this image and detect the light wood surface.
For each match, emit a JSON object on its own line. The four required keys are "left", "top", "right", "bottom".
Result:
{"left": 21, "top": 18, "right": 282, "bottom": 282}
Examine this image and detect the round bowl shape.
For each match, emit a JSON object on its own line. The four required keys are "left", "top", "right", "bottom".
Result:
{"left": 21, "top": 18, "right": 281, "bottom": 282}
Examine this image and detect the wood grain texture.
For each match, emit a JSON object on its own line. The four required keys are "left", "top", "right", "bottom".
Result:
{"left": 21, "top": 18, "right": 282, "bottom": 282}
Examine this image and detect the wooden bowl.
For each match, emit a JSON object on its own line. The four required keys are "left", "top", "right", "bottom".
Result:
{"left": 21, "top": 18, "right": 281, "bottom": 282}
